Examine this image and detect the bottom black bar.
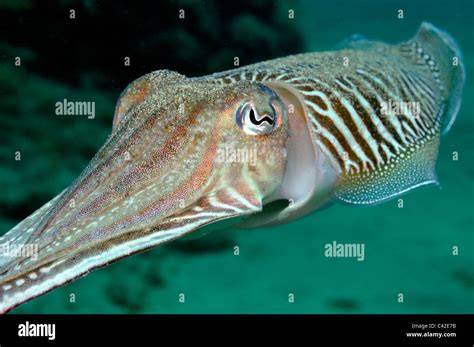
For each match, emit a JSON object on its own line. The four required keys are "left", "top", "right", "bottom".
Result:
{"left": 0, "top": 314, "right": 472, "bottom": 345}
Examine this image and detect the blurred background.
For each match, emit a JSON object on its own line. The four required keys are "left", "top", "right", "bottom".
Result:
{"left": 0, "top": 0, "right": 473, "bottom": 313}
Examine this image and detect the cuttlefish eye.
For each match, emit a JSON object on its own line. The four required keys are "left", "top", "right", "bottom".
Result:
{"left": 236, "top": 99, "right": 283, "bottom": 135}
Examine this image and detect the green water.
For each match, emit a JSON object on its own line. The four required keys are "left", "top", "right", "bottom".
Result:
{"left": 1, "top": 0, "right": 473, "bottom": 313}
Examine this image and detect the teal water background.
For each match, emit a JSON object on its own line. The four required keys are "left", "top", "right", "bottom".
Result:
{"left": 1, "top": 0, "right": 473, "bottom": 313}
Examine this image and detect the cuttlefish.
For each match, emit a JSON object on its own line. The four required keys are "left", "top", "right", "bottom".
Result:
{"left": 0, "top": 22, "right": 464, "bottom": 313}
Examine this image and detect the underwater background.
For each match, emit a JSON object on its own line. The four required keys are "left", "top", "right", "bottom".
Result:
{"left": 0, "top": 0, "right": 472, "bottom": 313}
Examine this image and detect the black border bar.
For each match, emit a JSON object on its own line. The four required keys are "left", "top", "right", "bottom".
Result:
{"left": 0, "top": 314, "right": 472, "bottom": 345}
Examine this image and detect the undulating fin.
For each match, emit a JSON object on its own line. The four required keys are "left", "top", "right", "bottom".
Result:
{"left": 408, "top": 22, "right": 465, "bottom": 134}
{"left": 336, "top": 135, "right": 440, "bottom": 205}
{"left": 333, "top": 22, "right": 464, "bottom": 205}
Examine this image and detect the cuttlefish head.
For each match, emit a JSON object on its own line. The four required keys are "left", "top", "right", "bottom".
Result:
{"left": 0, "top": 70, "right": 295, "bottom": 312}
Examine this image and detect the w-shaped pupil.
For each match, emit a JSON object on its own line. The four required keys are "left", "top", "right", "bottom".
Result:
{"left": 249, "top": 108, "right": 274, "bottom": 126}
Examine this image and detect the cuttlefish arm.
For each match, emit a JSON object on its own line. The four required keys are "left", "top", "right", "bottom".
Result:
{"left": 0, "top": 71, "right": 290, "bottom": 313}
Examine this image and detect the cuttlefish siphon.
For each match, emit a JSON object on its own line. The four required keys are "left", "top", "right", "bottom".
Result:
{"left": 0, "top": 22, "right": 465, "bottom": 313}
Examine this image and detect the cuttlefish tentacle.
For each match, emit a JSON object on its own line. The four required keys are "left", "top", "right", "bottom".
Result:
{"left": 0, "top": 22, "right": 464, "bottom": 312}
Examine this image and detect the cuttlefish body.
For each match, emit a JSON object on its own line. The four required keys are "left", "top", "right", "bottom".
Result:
{"left": 0, "top": 23, "right": 464, "bottom": 312}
